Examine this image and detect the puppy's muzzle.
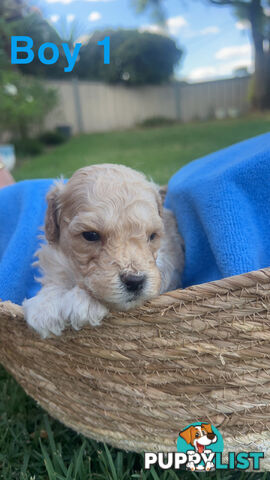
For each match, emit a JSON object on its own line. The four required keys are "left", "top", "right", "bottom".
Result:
{"left": 120, "top": 272, "right": 146, "bottom": 294}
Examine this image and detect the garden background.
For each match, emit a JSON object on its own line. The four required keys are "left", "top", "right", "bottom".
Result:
{"left": 1, "top": 0, "right": 270, "bottom": 478}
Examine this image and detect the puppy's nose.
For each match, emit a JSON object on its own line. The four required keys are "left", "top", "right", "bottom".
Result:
{"left": 120, "top": 272, "right": 146, "bottom": 292}
{"left": 207, "top": 433, "right": 215, "bottom": 440}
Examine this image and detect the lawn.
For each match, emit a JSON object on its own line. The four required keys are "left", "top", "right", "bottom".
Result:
{"left": 13, "top": 113, "right": 270, "bottom": 184}
{"left": 2, "top": 115, "right": 270, "bottom": 480}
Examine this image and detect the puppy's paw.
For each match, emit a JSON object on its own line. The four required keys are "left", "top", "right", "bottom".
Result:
{"left": 23, "top": 285, "right": 108, "bottom": 338}
{"left": 61, "top": 286, "right": 108, "bottom": 329}
{"left": 23, "top": 290, "right": 66, "bottom": 338}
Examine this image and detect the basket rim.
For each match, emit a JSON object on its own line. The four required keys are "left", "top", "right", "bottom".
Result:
{"left": 1, "top": 265, "right": 270, "bottom": 315}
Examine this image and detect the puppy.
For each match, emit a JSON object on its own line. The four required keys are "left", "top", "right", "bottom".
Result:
{"left": 23, "top": 164, "right": 184, "bottom": 337}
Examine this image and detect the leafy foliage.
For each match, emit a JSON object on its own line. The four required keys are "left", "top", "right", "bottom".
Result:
{"left": 39, "top": 130, "right": 67, "bottom": 146}
{"left": 77, "top": 29, "right": 182, "bottom": 85}
{"left": 0, "top": 0, "right": 25, "bottom": 71}
{"left": 0, "top": 0, "right": 70, "bottom": 78}
{"left": 0, "top": 70, "right": 58, "bottom": 139}
{"left": 1, "top": 1, "right": 182, "bottom": 84}
{"left": 132, "top": 0, "right": 166, "bottom": 22}
{"left": 13, "top": 11, "right": 70, "bottom": 78}
{"left": 137, "top": 116, "right": 176, "bottom": 127}
{"left": 14, "top": 137, "right": 44, "bottom": 156}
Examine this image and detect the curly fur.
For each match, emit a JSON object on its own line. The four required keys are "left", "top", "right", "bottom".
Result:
{"left": 23, "top": 164, "right": 184, "bottom": 337}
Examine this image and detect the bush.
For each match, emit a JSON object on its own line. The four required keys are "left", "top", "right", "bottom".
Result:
{"left": 39, "top": 130, "right": 66, "bottom": 146}
{"left": 0, "top": 70, "right": 58, "bottom": 140}
{"left": 138, "top": 116, "right": 176, "bottom": 128}
{"left": 14, "top": 138, "right": 43, "bottom": 156}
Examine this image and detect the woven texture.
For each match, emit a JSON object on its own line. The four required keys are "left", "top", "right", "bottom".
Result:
{"left": 1, "top": 267, "right": 270, "bottom": 467}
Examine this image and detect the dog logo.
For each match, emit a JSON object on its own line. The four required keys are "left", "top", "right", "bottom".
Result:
{"left": 177, "top": 422, "right": 224, "bottom": 471}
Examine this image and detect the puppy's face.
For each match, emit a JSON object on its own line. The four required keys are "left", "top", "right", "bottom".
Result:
{"left": 45, "top": 164, "right": 164, "bottom": 310}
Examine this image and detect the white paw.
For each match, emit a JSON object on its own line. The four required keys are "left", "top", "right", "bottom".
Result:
{"left": 23, "top": 285, "right": 109, "bottom": 338}
{"left": 23, "top": 288, "right": 66, "bottom": 338}
{"left": 61, "top": 286, "right": 108, "bottom": 329}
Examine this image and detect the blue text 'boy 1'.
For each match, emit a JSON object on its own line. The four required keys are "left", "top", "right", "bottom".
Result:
{"left": 11, "top": 36, "right": 110, "bottom": 72}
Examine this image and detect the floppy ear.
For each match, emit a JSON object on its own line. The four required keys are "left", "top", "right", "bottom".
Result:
{"left": 156, "top": 185, "right": 168, "bottom": 217}
{"left": 179, "top": 426, "right": 192, "bottom": 445}
{"left": 45, "top": 180, "right": 64, "bottom": 244}
{"left": 152, "top": 184, "right": 164, "bottom": 217}
{"left": 159, "top": 185, "right": 167, "bottom": 205}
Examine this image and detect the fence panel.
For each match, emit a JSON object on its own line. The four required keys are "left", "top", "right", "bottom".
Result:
{"left": 43, "top": 76, "right": 251, "bottom": 134}
{"left": 180, "top": 77, "right": 250, "bottom": 123}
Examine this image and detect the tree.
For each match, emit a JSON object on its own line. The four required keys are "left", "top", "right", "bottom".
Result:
{"left": 77, "top": 29, "right": 182, "bottom": 85}
{"left": 0, "top": 0, "right": 68, "bottom": 78}
{"left": 134, "top": 0, "right": 270, "bottom": 109}
{"left": 210, "top": 0, "right": 270, "bottom": 109}
{"left": 13, "top": 11, "right": 68, "bottom": 78}
{"left": 0, "top": 0, "right": 27, "bottom": 68}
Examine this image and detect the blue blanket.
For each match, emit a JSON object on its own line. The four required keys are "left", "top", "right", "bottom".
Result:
{"left": 0, "top": 179, "right": 54, "bottom": 304}
{"left": 1, "top": 133, "right": 270, "bottom": 305}
{"left": 165, "top": 132, "right": 270, "bottom": 288}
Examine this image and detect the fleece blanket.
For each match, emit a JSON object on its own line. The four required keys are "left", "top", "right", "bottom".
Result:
{"left": 0, "top": 179, "right": 54, "bottom": 304}
{"left": 165, "top": 132, "right": 270, "bottom": 288}
{"left": 1, "top": 133, "right": 270, "bottom": 304}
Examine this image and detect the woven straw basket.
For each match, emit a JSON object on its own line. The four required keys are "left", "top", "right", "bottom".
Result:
{"left": 1, "top": 267, "right": 270, "bottom": 469}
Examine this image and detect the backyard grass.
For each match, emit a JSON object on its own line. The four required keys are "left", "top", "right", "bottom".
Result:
{"left": 2, "top": 114, "right": 270, "bottom": 479}
{"left": 13, "top": 113, "right": 270, "bottom": 184}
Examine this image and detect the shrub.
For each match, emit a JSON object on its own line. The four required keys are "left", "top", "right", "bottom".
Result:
{"left": 14, "top": 138, "right": 43, "bottom": 156}
{"left": 39, "top": 130, "right": 66, "bottom": 146}
{"left": 138, "top": 116, "right": 176, "bottom": 128}
{"left": 0, "top": 70, "right": 58, "bottom": 140}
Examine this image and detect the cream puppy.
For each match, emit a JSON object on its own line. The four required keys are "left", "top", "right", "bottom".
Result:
{"left": 23, "top": 164, "right": 184, "bottom": 337}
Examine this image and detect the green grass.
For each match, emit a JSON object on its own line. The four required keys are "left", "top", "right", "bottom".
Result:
{"left": 13, "top": 114, "right": 270, "bottom": 184}
{"left": 2, "top": 115, "right": 270, "bottom": 479}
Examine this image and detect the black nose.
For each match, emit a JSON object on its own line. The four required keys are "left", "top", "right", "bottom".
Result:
{"left": 120, "top": 273, "right": 146, "bottom": 292}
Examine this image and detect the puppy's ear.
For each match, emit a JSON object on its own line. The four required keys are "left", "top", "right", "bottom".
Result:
{"left": 156, "top": 188, "right": 164, "bottom": 217}
{"left": 151, "top": 183, "right": 164, "bottom": 217}
{"left": 159, "top": 185, "right": 167, "bottom": 205}
{"left": 45, "top": 180, "right": 64, "bottom": 244}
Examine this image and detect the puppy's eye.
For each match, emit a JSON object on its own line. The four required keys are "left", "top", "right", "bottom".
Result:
{"left": 149, "top": 232, "right": 157, "bottom": 241}
{"left": 82, "top": 231, "right": 101, "bottom": 242}
{"left": 195, "top": 432, "right": 200, "bottom": 438}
